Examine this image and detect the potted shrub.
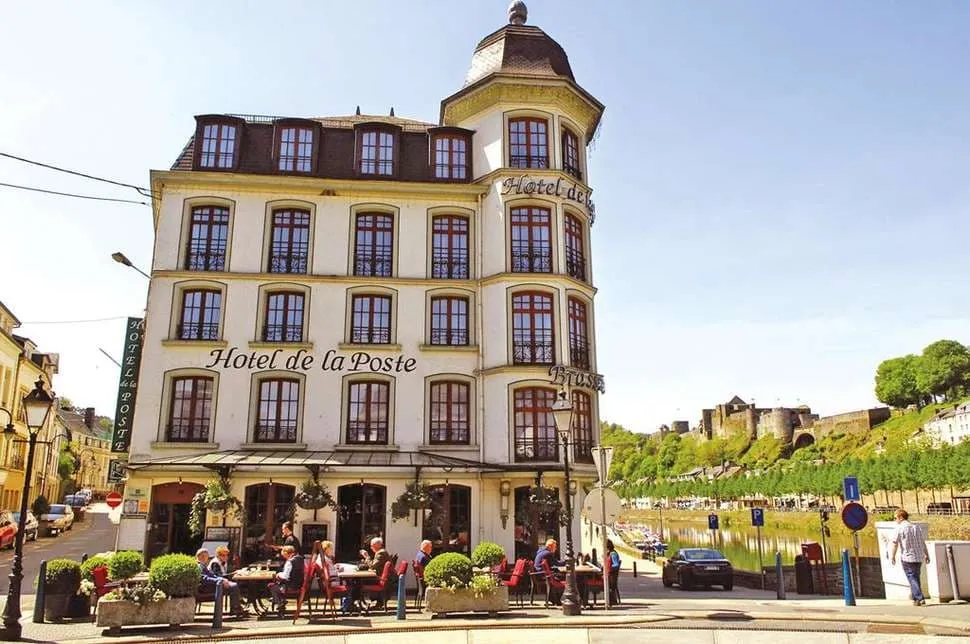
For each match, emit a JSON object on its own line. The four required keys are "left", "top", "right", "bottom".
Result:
{"left": 423, "top": 552, "right": 509, "bottom": 616}
{"left": 471, "top": 542, "right": 505, "bottom": 569}
{"left": 81, "top": 554, "right": 113, "bottom": 582}
{"left": 108, "top": 550, "right": 143, "bottom": 582}
{"left": 43, "top": 559, "right": 81, "bottom": 621}
{"left": 96, "top": 554, "right": 200, "bottom": 633}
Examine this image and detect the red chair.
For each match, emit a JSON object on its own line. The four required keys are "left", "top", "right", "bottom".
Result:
{"left": 491, "top": 556, "right": 509, "bottom": 579}
{"left": 412, "top": 561, "right": 425, "bottom": 610}
{"left": 539, "top": 560, "right": 565, "bottom": 608}
{"left": 361, "top": 561, "right": 393, "bottom": 614}
{"left": 584, "top": 558, "right": 607, "bottom": 607}
{"left": 502, "top": 558, "right": 529, "bottom": 607}
{"left": 320, "top": 564, "right": 348, "bottom": 620}
{"left": 294, "top": 558, "right": 321, "bottom": 621}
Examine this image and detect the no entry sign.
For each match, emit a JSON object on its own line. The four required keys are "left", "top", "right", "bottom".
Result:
{"left": 106, "top": 492, "right": 123, "bottom": 509}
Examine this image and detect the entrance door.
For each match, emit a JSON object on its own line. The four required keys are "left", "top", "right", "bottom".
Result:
{"left": 243, "top": 483, "right": 295, "bottom": 561}
{"left": 514, "top": 485, "right": 560, "bottom": 561}
{"left": 336, "top": 484, "right": 386, "bottom": 562}
{"left": 422, "top": 484, "right": 471, "bottom": 556}
{"left": 148, "top": 482, "right": 204, "bottom": 560}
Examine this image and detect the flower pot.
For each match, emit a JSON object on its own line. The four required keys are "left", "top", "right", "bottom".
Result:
{"left": 44, "top": 594, "right": 71, "bottom": 622}
{"left": 206, "top": 499, "right": 229, "bottom": 512}
{"left": 424, "top": 586, "right": 509, "bottom": 616}
{"left": 67, "top": 593, "right": 91, "bottom": 619}
{"left": 96, "top": 597, "right": 196, "bottom": 633}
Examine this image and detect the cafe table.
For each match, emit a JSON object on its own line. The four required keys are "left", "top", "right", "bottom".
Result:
{"left": 556, "top": 564, "right": 603, "bottom": 607}
{"left": 336, "top": 568, "right": 377, "bottom": 614}
{"left": 230, "top": 568, "right": 277, "bottom": 615}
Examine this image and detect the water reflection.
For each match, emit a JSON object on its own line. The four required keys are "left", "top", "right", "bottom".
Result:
{"left": 634, "top": 519, "right": 879, "bottom": 572}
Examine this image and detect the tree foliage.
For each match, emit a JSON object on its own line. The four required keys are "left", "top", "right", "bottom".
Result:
{"left": 876, "top": 339, "right": 970, "bottom": 407}
{"left": 875, "top": 354, "right": 922, "bottom": 408}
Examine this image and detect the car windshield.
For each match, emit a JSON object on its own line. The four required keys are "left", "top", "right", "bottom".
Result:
{"left": 48, "top": 505, "right": 66, "bottom": 514}
{"left": 683, "top": 549, "right": 724, "bottom": 561}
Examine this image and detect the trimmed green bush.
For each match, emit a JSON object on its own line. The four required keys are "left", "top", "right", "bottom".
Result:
{"left": 80, "top": 554, "right": 113, "bottom": 581}
{"left": 31, "top": 495, "right": 50, "bottom": 518}
{"left": 45, "top": 559, "right": 81, "bottom": 595}
{"left": 148, "top": 554, "right": 200, "bottom": 598}
{"left": 471, "top": 542, "right": 505, "bottom": 569}
{"left": 108, "top": 550, "right": 143, "bottom": 581}
{"left": 423, "top": 552, "right": 473, "bottom": 589}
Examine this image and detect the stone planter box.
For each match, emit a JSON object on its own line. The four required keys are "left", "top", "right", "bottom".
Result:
{"left": 424, "top": 585, "right": 509, "bottom": 616}
{"left": 96, "top": 596, "right": 196, "bottom": 634}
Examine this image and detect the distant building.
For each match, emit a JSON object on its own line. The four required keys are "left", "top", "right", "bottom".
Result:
{"left": 55, "top": 407, "right": 112, "bottom": 496}
{"left": 920, "top": 403, "right": 970, "bottom": 446}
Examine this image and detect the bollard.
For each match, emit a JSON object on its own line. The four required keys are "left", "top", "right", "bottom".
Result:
{"left": 81, "top": 553, "right": 88, "bottom": 563}
{"left": 944, "top": 544, "right": 967, "bottom": 605}
{"left": 775, "top": 552, "right": 786, "bottom": 600}
{"left": 633, "top": 561, "right": 637, "bottom": 578}
{"left": 212, "top": 581, "right": 223, "bottom": 628}
{"left": 33, "top": 560, "right": 47, "bottom": 623}
{"left": 841, "top": 549, "right": 856, "bottom": 606}
{"left": 395, "top": 570, "right": 407, "bottom": 620}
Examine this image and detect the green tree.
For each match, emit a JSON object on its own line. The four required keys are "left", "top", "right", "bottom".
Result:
{"left": 875, "top": 354, "right": 923, "bottom": 408}
{"left": 917, "top": 340, "right": 970, "bottom": 402}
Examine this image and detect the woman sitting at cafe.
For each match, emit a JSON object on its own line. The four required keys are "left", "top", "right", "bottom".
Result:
{"left": 209, "top": 545, "right": 233, "bottom": 577}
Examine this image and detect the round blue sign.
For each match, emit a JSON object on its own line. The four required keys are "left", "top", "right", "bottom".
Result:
{"left": 841, "top": 502, "right": 868, "bottom": 531}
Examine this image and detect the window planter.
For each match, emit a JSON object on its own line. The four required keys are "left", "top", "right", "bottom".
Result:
{"left": 95, "top": 596, "right": 196, "bottom": 634}
{"left": 423, "top": 585, "right": 508, "bottom": 616}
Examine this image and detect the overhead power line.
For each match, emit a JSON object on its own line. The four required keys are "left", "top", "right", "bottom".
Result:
{"left": 0, "top": 181, "right": 150, "bottom": 205}
{"left": 22, "top": 315, "right": 130, "bottom": 325}
{"left": 0, "top": 151, "right": 154, "bottom": 198}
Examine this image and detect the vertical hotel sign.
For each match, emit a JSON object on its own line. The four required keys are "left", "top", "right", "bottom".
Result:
{"left": 111, "top": 317, "right": 144, "bottom": 453}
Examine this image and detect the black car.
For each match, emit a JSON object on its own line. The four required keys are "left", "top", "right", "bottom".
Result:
{"left": 661, "top": 548, "right": 733, "bottom": 590}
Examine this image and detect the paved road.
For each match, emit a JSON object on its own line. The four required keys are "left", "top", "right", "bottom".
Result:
{"left": 0, "top": 504, "right": 116, "bottom": 595}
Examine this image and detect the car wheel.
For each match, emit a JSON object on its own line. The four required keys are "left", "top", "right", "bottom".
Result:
{"left": 723, "top": 583, "right": 733, "bottom": 591}
{"left": 679, "top": 571, "right": 693, "bottom": 591}
{"left": 662, "top": 573, "right": 673, "bottom": 588}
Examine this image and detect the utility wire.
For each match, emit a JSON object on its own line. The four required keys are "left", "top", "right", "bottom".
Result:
{"left": 0, "top": 151, "right": 154, "bottom": 198}
{"left": 22, "top": 315, "right": 130, "bottom": 325}
{"left": 0, "top": 181, "right": 149, "bottom": 205}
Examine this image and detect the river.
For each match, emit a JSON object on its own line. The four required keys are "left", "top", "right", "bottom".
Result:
{"left": 624, "top": 513, "right": 881, "bottom": 572}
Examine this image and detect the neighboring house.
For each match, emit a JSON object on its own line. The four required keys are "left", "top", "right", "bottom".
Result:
{"left": 920, "top": 403, "right": 970, "bottom": 446}
{"left": 55, "top": 407, "right": 112, "bottom": 497}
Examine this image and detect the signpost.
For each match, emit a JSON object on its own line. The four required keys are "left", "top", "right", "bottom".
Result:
{"left": 841, "top": 500, "right": 868, "bottom": 597}
{"left": 591, "top": 445, "right": 614, "bottom": 609}
{"left": 105, "top": 492, "right": 123, "bottom": 509}
{"left": 751, "top": 508, "right": 766, "bottom": 589}
{"left": 708, "top": 513, "right": 719, "bottom": 548}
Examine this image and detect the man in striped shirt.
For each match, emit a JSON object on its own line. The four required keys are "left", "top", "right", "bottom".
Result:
{"left": 890, "top": 509, "right": 930, "bottom": 605}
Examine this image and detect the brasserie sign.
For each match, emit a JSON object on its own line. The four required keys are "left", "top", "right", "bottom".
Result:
{"left": 501, "top": 176, "right": 596, "bottom": 220}
{"left": 549, "top": 364, "right": 606, "bottom": 393}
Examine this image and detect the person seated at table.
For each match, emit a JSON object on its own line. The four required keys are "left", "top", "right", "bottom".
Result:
{"left": 268, "top": 545, "right": 304, "bottom": 615}
{"left": 534, "top": 538, "right": 562, "bottom": 571}
{"left": 197, "top": 548, "right": 247, "bottom": 618}
{"left": 415, "top": 539, "right": 433, "bottom": 568}
{"left": 209, "top": 545, "right": 232, "bottom": 577}
{"left": 359, "top": 536, "right": 398, "bottom": 605}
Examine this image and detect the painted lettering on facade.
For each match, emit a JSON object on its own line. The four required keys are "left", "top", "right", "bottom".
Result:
{"left": 203, "top": 347, "right": 418, "bottom": 374}
{"left": 548, "top": 364, "right": 606, "bottom": 393}
{"left": 501, "top": 176, "right": 596, "bottom": 220}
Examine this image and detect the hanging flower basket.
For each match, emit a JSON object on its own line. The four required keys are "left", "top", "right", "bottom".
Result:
{"left": 523, "top": 486, "right": 568, "bottom": 526}
{"left": 391, "top": 481, "right": 434, "bottom": 521}
{"left": 188, "top": 477, "right": 242, "bottom": 537}
{"left": 294, "top": 479, "right": 336, "bottom": 511}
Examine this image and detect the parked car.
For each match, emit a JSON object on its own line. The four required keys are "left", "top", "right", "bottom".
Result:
{"left": 63, "top": 493, "right": 87, "bottom": 508}
{"left": 9, "top": 511, "right": 38, "bottom": 542}
{"left": 77, "top": 489, "right": 93, "bottom": 503}
{"left": 662, "top": 548, "right": 733, "bottom": 591}
{"left": 39, "top": 504, "right": 74, "bottom": 536}
{"left": 0, "top": 511, "right": 18, "bottom": 549}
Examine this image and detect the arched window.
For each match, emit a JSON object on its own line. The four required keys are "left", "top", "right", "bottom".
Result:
{"left": 267, "top": 209, "right": 310, "bottom": 273}
{"left": 255, "top": 378, "right": 300, "bottom": 443}
{"left": 561, "top": 127, "right": 582, "bottom": 179}
{"left": 353, "top": 213, "right": 394, "bottom": 277}
{"left": 430, "top": 296, "right": 469, "bottom": 346}
{"left": 564, "top": 214, "right": 587, "bottom": 282}
{"left": 509, "top": 117, "right": 549, "bottom": 169}
{"left": 429, "top": 381, "right": 470, "bottom": 444}
{"left": 263, "top": 291, "right": 305, "bottom": 342}
{"left": 346, "top": 381, "right": 390, "bottom": 444}
{"left": 431, "top": 215, "right": 469, "bottom": 279}
{"left": 512, "top": 292, "right": 554, "bottom": 365}
{"left": 572, "top": 390, "right": 594, "bottom": 463}
{"left": 177, "top": 289, "right": 221, "bottom": 340}
{"left": 510, "top": 206, "right": 552, "bottom": 273}
{"left": 185, "top": 206, "right": 229, "bottom": 271}
{"left": 567, "top": 297, "right": 590, "bottom": 370}
{"left": 513, "top": 387, "right": 558, "bottom": 462}
{"left": 167, "top": 376, "right": 213, "bottom": 442}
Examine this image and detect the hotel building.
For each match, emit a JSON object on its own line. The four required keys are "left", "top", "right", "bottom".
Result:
{"left": 120, "top": 2, "right": 606, "bottom": 563}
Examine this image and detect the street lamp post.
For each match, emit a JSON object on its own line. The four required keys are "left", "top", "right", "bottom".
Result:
{"left": 111, "top": 251, "right": 150, "bottom": 279}
{"left": 551, "top": 388, "right": 580, "bottom": 617}
{"left": 1, "top": 379, "right": 55, "bottom": 641}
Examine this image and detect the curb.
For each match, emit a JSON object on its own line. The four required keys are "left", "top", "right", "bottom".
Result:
{"left": 53, "top": 608, "right": 970, "bottom": 644}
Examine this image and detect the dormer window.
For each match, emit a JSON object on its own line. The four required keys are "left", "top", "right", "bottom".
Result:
{"left": 562, "top": 127, "right": 582, "bottom": 180}
{"left": 433, "top": 135, "right": 468, "bottom": 179}
{"left": 509, "top": 117, "right": 548, "bottom": 169}
{"left": 199, "top": 123, "right": 237, "bottom": 169}
{"left": 359, "top": 129, "right": 395, "bottom": 175}
{"left": 278, "top": 126, "right": 314, "bottom": 173}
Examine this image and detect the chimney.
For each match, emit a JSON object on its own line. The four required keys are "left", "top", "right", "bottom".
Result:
{"left": 84, "top": 407, "right": 95, "bottom": 429}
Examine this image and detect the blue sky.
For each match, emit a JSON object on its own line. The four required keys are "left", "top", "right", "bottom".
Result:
{"left": 1, "top": 1, "right": 968, "bottom": 434}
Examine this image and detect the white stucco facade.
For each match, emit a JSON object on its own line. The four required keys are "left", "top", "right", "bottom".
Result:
{"left": 120, "top": 10, "right": 607, "bottom": 566}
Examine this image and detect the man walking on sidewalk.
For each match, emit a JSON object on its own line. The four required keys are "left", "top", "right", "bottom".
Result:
{"left": 890, "top": 509, "right": 931, "bottom": 606}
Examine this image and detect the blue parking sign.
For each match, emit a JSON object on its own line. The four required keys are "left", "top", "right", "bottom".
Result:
{"left": 751, "top": 508, "right": 765, "bottom": 527}
{"left": 843, "top": 476, "right": 860, "bottom": 502}
{"left": 708, "top": 513, "right": 719, "bottom": 530}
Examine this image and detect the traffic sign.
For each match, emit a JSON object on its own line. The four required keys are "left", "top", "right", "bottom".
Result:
{"left": 106, "top": 491, "right": 123, "bottom": 509}
{"left": 841, "top": 502, "right": 868, "bottom": 531}
{"left": 708, "top": 513, "right": 719, "bottom": 530}
{"left": 581, "top": 486, "right": 622, "bottom": 524}
{"left": 751, "top": 507, "right": 765, "bottom": 527}
{"left": 843, "top": 476, "right": 860, "bottom": 502}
